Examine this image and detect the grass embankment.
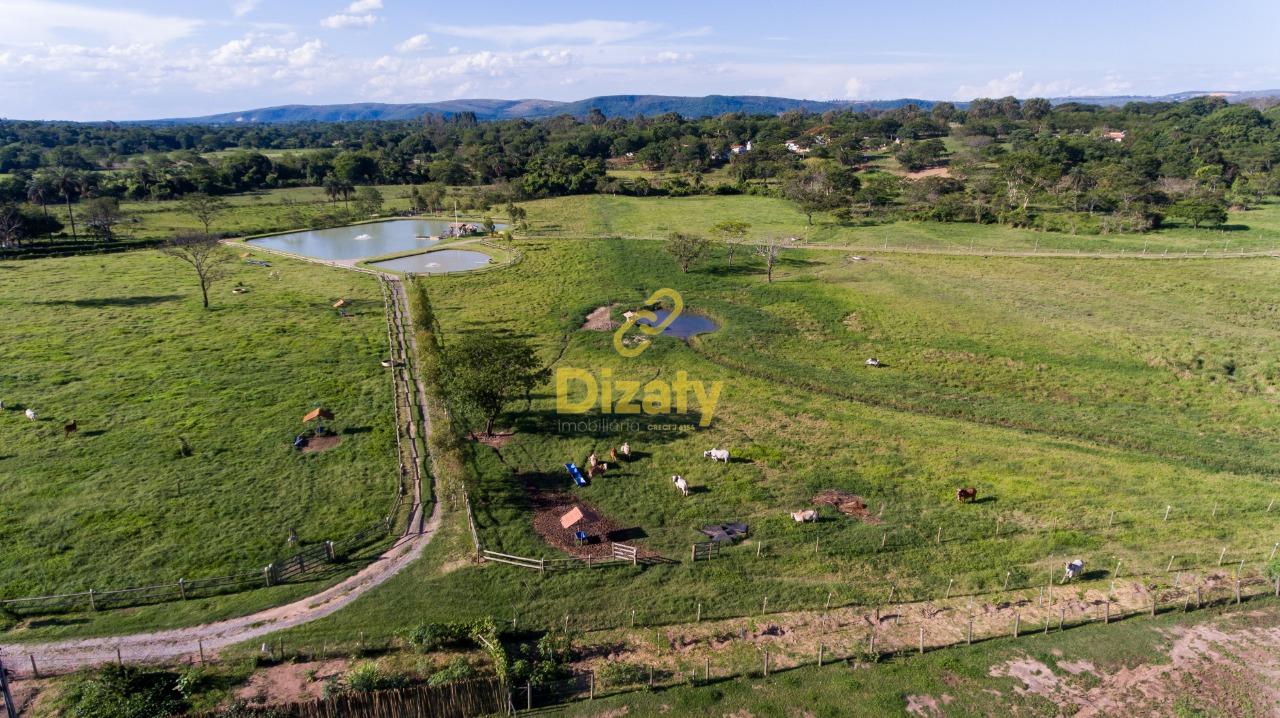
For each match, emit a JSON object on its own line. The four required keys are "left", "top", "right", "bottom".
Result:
{"left": 255, "top": 236, "right": 1279, "bottom": 649}
{"left": 0, "top": 249, "right": 397, "bottom": 637}
{"left": 519, "top": 193, "right": 1280, "bottom": 254}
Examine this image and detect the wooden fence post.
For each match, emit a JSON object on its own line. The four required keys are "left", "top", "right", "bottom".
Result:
{"left": 1059, "top": 607, "right": 1065, "bottom": 631}
{"left": 88, "top": 588, "right": 96, "bottom": 611}
{"left": 967, "top": 617, "right": 973, "bottom": 645}
{"left": 1002, "top": 571, "right": 1011, "bottom": 592}
{"left": 1163, "top": 505, "right": 1171, "bottom": 521}
{"left": 589, "top": 671, "right": 595, "bottom": 700}
{"left": 1235, "top": 580, "right": 1241, "bottom": 604}
{"left": 818, "top": 643, "right": 824, "bottom": 666}
{"left": 945, "top": 578, "right": 954, "bottom": 600}
{"left": 869, "top": 629, "right": 876, "bottom": 656}
{"left": 29, "top": 654, "right": 38, "bottom": 679}
{"left": 198, "top": 639, "right": 205, "bottom": 665}
{"left": 704, "top": 657, "right": 710, "bottom": 681}
{"left": 763, "top": 650, "right": 770, "bottom": 677}
{"left": 526, "top": 682, "right": 532, "bottom": 711}
{"left": 1218, "top": 547, "right": 1227, "bottom": 566}
{"left": 1271, "top": 542, "right": 1279, "bottom": 562}
{"left": 1196, "top": 587, "right": 1202, "bottom": 609}
{"left": 1108, "top": 510, "right": 1115, "bottom": 527}
{"left": 1167, "top": 556, "right": 1175, "bottom": 572}
{"left": 696, "top": 602, "right": 702, "bottom": 622}
{"left": 178, "top": 578, "right": 186, "bottom": 600}
{"left": 1104, "top": 600, "right": 1110, "bottom": 624}
{"left": 1013, "top": 613, "right": 1020, "bottom": 637}
{"left": 919, "top": 627, "right": 925, "bottom": 654}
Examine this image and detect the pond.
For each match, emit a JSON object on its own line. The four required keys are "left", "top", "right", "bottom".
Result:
{"left": 634, "top": 309, "right": 720, "bottom": 339}
{"left": 370, "top": 249, "right": 494, "bottom": 274}
{"left": 247, "top": 220, "right": 500, "bottom": 261}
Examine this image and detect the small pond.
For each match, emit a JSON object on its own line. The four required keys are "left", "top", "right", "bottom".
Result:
{"left": 371, "top": 249, "right": 494, "bottom": 274}
{"left": 247, "top": 219, "right": 501, "bottom": 261}
{"left": 634, "top": 309, "right": 720, "bottom": 339}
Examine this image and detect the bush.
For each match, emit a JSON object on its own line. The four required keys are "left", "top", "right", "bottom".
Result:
{"left": 427, "top": 656, "right": 475, "bottom": 686}
{"left": 341, "top": 660, "right": 409, "bottom": 693}
{"left": 597, "top": 660, "right": 648, "bottom": 687}
{"left": 57, "top": 664, "right": 187, "bottom": 718}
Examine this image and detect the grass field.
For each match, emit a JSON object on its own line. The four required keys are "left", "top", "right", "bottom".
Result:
{"left": 252, "top": 235, "right": 1280, "bottom": 657}
{"left": 0, "top": 250, "right": 396, "bottom": 608}
{"left": 519, "top": 193, "right": 1280, "bottom": 253}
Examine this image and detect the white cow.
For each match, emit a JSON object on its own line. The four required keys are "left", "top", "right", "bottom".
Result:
{"left": 24, "top": 408, "right": 37, "bottom": 421}
{"left": 703, "top": 448, "right": 730, "bottom": 463}
{"left": 791, "top": 509, "right": 818, "bottom": 523}
{"left": 1064, "top": 559, "right": 1085, "bottom": 582}
{"left": 672, "top": 475, "right": 689, "bottom": 496}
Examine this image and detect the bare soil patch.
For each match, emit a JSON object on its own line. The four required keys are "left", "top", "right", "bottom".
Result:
{"left": 235, "top": 658, "right": 348, "bottom": 705}
{"left": 469, "top": 430, "right": 514, "bottom": 449}
{"left": 898, "top": 166, "right": 952, "bottom": 180}
{"left": 300, "top": 435, "right": 342, "bottom": 453}
{"left": 582, "top": 304, "right": 620, "bottom": 332}
{"left": 527, "top": 486, "right": 643, "bottom": 560}
{"left": 812, "top": 489, "right": 881, "bottom": 523}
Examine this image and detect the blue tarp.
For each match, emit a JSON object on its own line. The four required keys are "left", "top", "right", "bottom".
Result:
{"left": 566, "top": 462, "right": 587, "bottom": 487}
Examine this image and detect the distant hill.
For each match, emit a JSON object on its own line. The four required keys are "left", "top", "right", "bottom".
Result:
{"left": 137, "top": 91, "right": 1280, "bottom": 125}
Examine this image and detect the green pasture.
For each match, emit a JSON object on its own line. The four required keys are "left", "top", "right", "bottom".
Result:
{"left": 0, "top": 250, "right": 396, "bottom": 611}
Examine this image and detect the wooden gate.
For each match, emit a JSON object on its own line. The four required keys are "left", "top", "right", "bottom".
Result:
{"left": 691, "top": 541, "right": 721, "bottom": 561}
{"left": 611, "top": 542, "right": 638, "bottom": 565}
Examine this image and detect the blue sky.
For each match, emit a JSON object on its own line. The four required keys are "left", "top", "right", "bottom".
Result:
{"left": 3, "top": 0, "right": 1279, "bottom": 120}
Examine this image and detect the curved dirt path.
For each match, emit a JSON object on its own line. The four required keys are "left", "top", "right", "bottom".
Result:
{"left": 0, "top": 277, "right": 439, "bottom": 678}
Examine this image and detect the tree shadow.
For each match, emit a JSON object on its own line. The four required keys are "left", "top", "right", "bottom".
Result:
{"left": 32, "top": 295, "right": 183, "bottom": 308}
{"left": 81, "top": 429, "right": 107, "bottom": 438}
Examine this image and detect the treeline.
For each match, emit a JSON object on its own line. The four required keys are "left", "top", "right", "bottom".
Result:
{"left": 2, "top": 95, "right": 1279, "bottom": 239}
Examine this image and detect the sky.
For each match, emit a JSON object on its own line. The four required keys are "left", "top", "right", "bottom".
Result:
{"left": 2, "top": 0, "right": 1279, "bottom": 121}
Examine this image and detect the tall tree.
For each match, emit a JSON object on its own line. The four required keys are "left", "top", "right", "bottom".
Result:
{"left": 159, "top": 232, "right": 231, "bottom": 309}
{"left": 46, "top": 166, "right": 84, "bottom": 241}
{"left": 665, "top": 231, "right": 711, "bottom": 273}
{"left": 442, "top": 333, "right": 548, "bottom": 436}
{"left": 82, "top": 197, "right": 126, "bottom": 241}
{"left": 783, "top": 168, "right": 844, "bottom": 225}
{"left": 754, "top": 236, "right": 793, "bottom": 283}
{"left": 710, "top": 220, "right": 751, "bottom": 268}
{"left": 180, "top": 193, "right": 231, "bottom": 235}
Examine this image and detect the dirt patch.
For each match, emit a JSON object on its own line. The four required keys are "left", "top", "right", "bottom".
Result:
{"left": 899, "top": 166, "right": 952, "bottom": 180}
{"left": 528, "top": 486, "right": 642, "bottom": 559}
{"left": 301, "top": 435, "right": 342, "bottom": 453}
{"left": 469, "top": 430, "right": 514, "bottom": 449}
{"left": 905, "top": 694, "right": 944, "bottom": 717}
{"left": 235, "top": 658, "right": 348, "bottom": 705}
{"left": 582, "top": 304, "right": 619, "bottom": 332}
{"left": 812, "top": 489, "right": 881, "bottom": 523}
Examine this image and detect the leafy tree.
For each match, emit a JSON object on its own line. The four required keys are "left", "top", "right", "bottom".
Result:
{"left": 43, "top": 166, "right": 84, "bottom": 240}
{"left": 353, "top": 186, "right": 384, "bottom": 216}
{"left": 894, "top": 139, "right": 949, "bottom": 171}
{"left": 665, "top": 231, "right": 711, "bottom": 272}
{"left": 179, "top": 193, "right": 229, "bottom": 235}
{"left": 1169, "top": 197, "right": 1228, "bottom": 228}
{"left": 782, "top": 168, "right": 844, "bottom": 225}
{"left": 710, "top": 220, "right": 750, "bottom": 267}
{"left": 83, "top": 197, "right": 126, "bottom": 241}
{"left": 159, "top": 232, "right": 231, "bottom": 309}
{"left": 442, "top": 333, "right": 548, "bottom": 436}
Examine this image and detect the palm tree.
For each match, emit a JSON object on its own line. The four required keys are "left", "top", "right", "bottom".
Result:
{"left": 25, "top": 176, "right": 49, "bottom": 219}
{"left": 48, "top": 166, "right": 84, "bottom": 241}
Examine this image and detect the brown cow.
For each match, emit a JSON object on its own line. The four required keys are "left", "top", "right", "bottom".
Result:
{"left": 64, "top": 419, "right": 77, "bottom": 438}
{"left": 956, "top": 487, "right": 977, "bottom": 503}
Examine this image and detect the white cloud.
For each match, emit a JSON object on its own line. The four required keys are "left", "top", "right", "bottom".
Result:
{"left": 321, "top": 13, "right": 377, "bottom": 29}
{"left": 2, "top": 0, "right": 200, "bottom": 46}
{"left": 232, "top": 0, "right": 261, "bottom": 18}
{"left": 396, "top": 33, "right": 430, "bottom": 53}
{"left": 955, "top": 71, "right": 1025, "bottom": 99}
{"left": 844, "top": 77, "right": 866, "bottom": 98}
{"left": 346, "top": 0, "right": 383, "bottom": 11}
{"left": 433, "top": 20, "right": 657, "bottom": 45}
{"left": 643, "top": 51, "right": 693, "bottom": 64}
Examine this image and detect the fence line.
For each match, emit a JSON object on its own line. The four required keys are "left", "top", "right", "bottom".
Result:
{"left": 0, "top": 272, "right": 415, "bottom": 617}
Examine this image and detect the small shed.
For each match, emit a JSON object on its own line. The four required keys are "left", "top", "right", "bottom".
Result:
{"left": 303, "top": 408, "right": 334, "bottom": 423}
{"left": 559, "top": 505, "right": 599, "bottom": 529}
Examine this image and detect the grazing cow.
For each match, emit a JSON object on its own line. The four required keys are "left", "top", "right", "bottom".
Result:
{"left": 956, "top": 487, "right": 977, "bottom": 503}
{"left": 791, "top": 509, "right": 818, "bottom": 523}
{"left": 620, "top": 442, "right": 631, "bottom": 460}
{"left": 672, "top": 475, "right": 689, "bottom": 496}
{"left": 24, "top": 408, "right": 36, "bottom": 421}
{"left": 587, "top": 452, "right": 599, "bottom": 470}
{"left": 865, "top": 358, "right": 880, "bottom": 367}
{"left": 590, "top": 462, "right": 609, "bottom": 478}
{"left": 64, "top": 420, "right": 77, "bottom": 438}
{"left": 1064, "top": 559, "right": 1085, "bottom": 582}
{"left": 703, "top": 448, "right": 730, "bottom": 463}
{"left": 609, "top": 447, "right": 618, "bottom": 462}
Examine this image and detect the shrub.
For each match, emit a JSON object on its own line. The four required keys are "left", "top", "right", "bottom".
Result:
{"left": 57, "top": 664, "right": 187, "bottom": 718}
{"left": 427, "top": 656, "right": 475, "bottom": 686}
{"left": 598, "top": 660, "right": 647, "bottom": 687}
{"left": 341, "top": 660, "right": 409, "bottom": 693}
